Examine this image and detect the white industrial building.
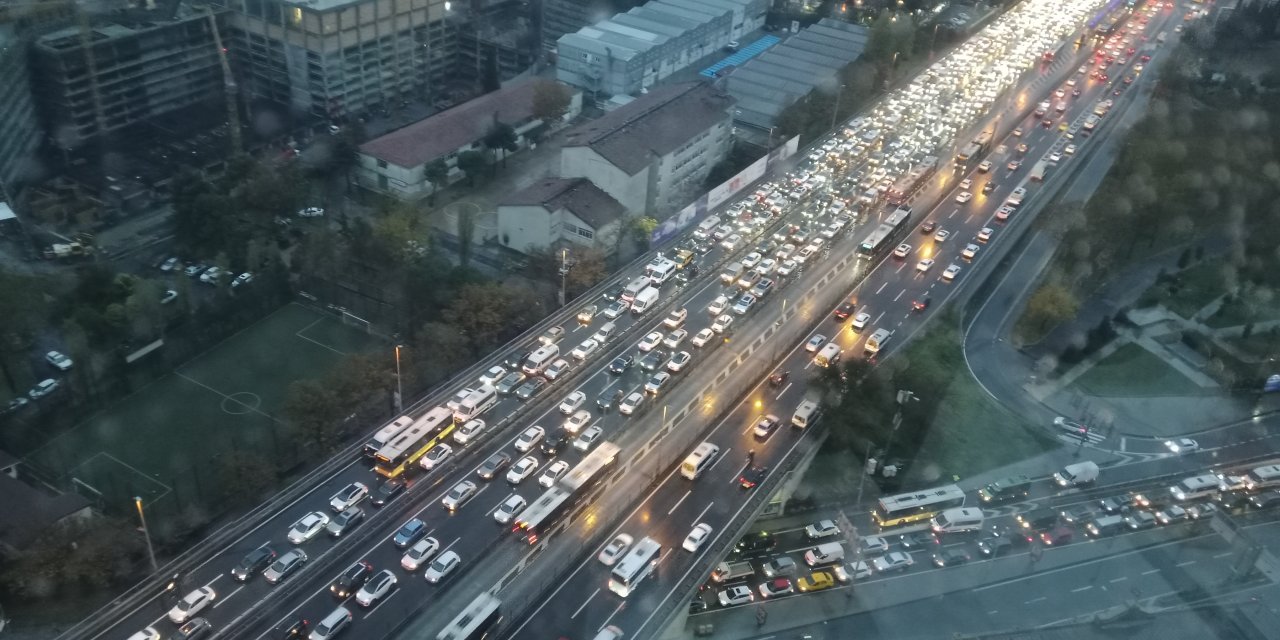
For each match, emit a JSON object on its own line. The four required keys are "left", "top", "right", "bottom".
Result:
{"left": 560, "top": 81, "right": 734, "bottom": 216}
{"left": 497, "top": 177, "right": 627, "bottom": 255}
{"left": 555, "top": 0, "right": 767, "bottom": 96}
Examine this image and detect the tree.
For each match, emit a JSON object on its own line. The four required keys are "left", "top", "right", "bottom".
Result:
{"left": 0, "top": 271, "right": 47, "bottom": 393}
{"left": 483, "top": 116, "right": 519, "bottom": 169}
{"left": 283, "top": 379, "right": 344, "bottom": 451}
{"left": 631, "top": 216, "right": 658, "bottom": 243}
{"left": 217, "top": 452, "right": 278, "bottom": 506}
{"left": 456, "top": 205, "right": 476, "bottom": 268}
{"left": 409, "top": 321, "right": 473, "bottom": 387}
{"left": 1025, "top": 284, "right": 1080, "bottom": 334}
{"left": 457, "top": 150, "right": 489, "bottom": 186}
{"left": 531, "top": 79, "right": 573, "bottom": 123}
{"left": 448, "top": 283, "right": 541, "bottom": 350}
{"left": 424, "top": 159, "right": 450, "bottom": 204}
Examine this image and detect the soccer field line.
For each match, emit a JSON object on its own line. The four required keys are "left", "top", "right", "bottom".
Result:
{"left": 174, "top": 371, "right": 284, "bottom": 424}
{"left": 69, "top": 451, "right": 173, "bottom": 505}
{"left": 295, "top": 317, "right": 348, "bottom": 356}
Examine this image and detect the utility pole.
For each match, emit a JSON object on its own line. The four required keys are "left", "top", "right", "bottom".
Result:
{"left": 831, "top": 83, "right": 846, "bottom": 131}
{"left": 134, "top": 496, "right": 159, "bottom": 574}
{"left": 557, "top": 248, "right": 574, "bottom": 307}
{"left": 393, "top": 344, "right": 404, "bottom": 413}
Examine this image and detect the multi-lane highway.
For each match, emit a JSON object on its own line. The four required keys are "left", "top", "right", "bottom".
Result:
{"left": 92, "top": 1, "right": 1189, "bottom": 639}
{"left": 498, "top": 1, "right": 1189, "bottom": 638}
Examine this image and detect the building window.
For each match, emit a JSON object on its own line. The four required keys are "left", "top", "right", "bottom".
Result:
{"left": 377, "top": 159, "right": 387, "bottom": 169}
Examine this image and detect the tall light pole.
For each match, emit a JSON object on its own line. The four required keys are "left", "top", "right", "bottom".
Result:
{"left": 831, "top": 83, "right": 846, "bottom": 131}
{"left": 929, "top": 23, "right": 940, "bottom": 59}
{"left": 393, "top": 345, "right": 404, "bottom": 412}
{"left": 557, "top": 249, "right": 573, "bottom": 308}
{"left": 134, "top": 496, "right": 158, "bottom": 574}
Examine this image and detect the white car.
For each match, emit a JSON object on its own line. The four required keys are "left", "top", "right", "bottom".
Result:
{"left": 45, "top": 351, "right": 73, "bottom": 371}
{"left": 603, "top": 301, "right": 627, "bottom": 319}
{"left": 479, "top": 365, "right": 506, "bottom": 387}
{"left": 664, "top": 308, "right": 687, "bottom": 329}
{"left": 645, "top": 372, "right": 672, "bottom": 395}
{"left": 493, "top": 493, "right": 527, "bottom": 524}
{"left": 933, "top": 229, "right": 951, "bottom": 243}
{"left": 776, "top": 259, "right": 798, "bottom": 276}
{"left": 571, "top": 339, "right": 599, "bottom": 360}
{"left": 453, "top": 419, "right": 485, "bottom": 445}
{"left": 506, "top": 456, "right": 539, "bottom": 484}
{"left": 732, "top": 295, "right": 756, "bottom": 316}
{"left": 514, "top": 426, "right": 545, "bottom": 452}
{"left": 873, "top": 551, "right": 914, "bottom": 573}
{"left": 668, "top": 351, "right": 692, "bottom": 373}
{"left": 859, "top": 536, "right": 890, "bottom": 555}
{"left": 619, "top": 392, "right": 644, "bottom": 415}
{"left": 954, "top": 191, "right": 973, "bottom": 204}
{"left": 959, "top": 178, "right": 972, "bottom": 190}
{"left": 721, "top": 234, "right": 741, "bottom": 250}
{"left": 355, "top": 570, "right": 398, "bottom": 608}
{"left": 424, "top": 550, "right": 461, "bottom": 584}
{"left": 419, "top": 443, "right": 453, "bottom": 471}
{"left": 851, "top": 312, "right": 871, "bottom": 331}
{"left": 565, "top": 409, "right": 592, "bottom": 433}
{"left": 741, "top": 251, "right": 762, "bottom": 268}
{"left": 942, "top": 264, "right": 961, "bottom": 281}
{"left": 916, "top": 259, "right": 935, "bottom": 273}
{"left": 805, "top": 334, "right": 827, "bottom": 352}
{"left": 683, "top": 523, "right": 713, "bottom": 552}
{"left": 637, "top": 331, "right": 663, "bottom": 352}
{"left": 329, "top": 482, "right": 369, "bottom": 512}
{"left": 718, "top": 585, "right": 754, "bottom": 607}
{"left": 559, "top": 391, "right": 586, "bottom": 414}
{"left": 708, "top": 295, "right": 730, "bottom": 316}
{"left": 231, "top": 272, "right": 254, "bottom": 288}
{"left": 574, "top": 425, "right": 603, "bottom": 451}
{"left": 691, "top": 328, "right": 715, "bottom": 348}
{"left": 544, "top": 359, "right": 571, "bottom": 381}
{"left": 441, "top": 481, "right": 477, "bottom": 512}
{"left": 298, "top": 206, "right": 325, "bottom": 217}
{"left": 893, "top": 243, "right": 912, "bottom": 258}
{"left": 711, "top": 314, "right": 734, "bottom": 334}
{"left": 598, "top": 533, "right": 634, "bottom": 566}
{"left": 401, "top": 537, "right": 441, "bottom": 571}
{"left": 288, "top": 512, "right": 330, "bottom": 544}
{"left": 663, "top": 329, "right": 688, "bottom": 349}
{"left": 168, "top": 587, "right": 216, "bottom": 624}
{"left": 757, "top": 258, "right": 777, "bottom": 275}
{"left": 1049, "top": 152, "right": 1063, "bottom": 163}
{"left": 540, "top": 460, "right": 571, "bottom": 486}
{"left": 1165, "top": 438, "right": 1199, "bottom": 454}
{"left": 1065, "top": 144, "right": 1077, "bottom": 155}
{"left": 805, "top": 520, "right": 839, "bottom": 539}
{"left": 962, "top": 243, "right": 979, "bottom": 260}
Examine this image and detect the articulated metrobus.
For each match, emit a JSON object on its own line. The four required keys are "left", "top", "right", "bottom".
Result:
{"left": 363, "top": 415, "right": 414, "bottom": 457}
{"left": 856, "top": 208, "right": 911, "bottom": 261}
{"left": 514, "top": 442, "right": 621, "bottom": 543}
{"left": 873, "top": 483, "right": 966, "bottom": 529}
{"left": 1245, "top": 464, "right": 1280, "bottom": 491}
{"left": 436, "top": 592, "right": 501, "bottom": 640}
{"left": 374, "top": 406, "right": 455, "bottom": 478}
{"left": 609, "top": 536, "right": 662, "bottom": 597}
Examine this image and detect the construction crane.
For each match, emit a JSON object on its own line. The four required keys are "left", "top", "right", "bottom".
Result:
{"left": 205, "top": 6, "right": 242, "bottom": 154}
{"left": 75, "top": 1, "right": 109, "bottom": 145}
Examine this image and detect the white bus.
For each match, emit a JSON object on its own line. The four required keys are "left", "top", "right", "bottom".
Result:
{"left": 436, "top": 592, "right": 501, "bottom": 640}
{"left": 513, "top": 443, "right": 620, "bottom": 544}
{"left": 454, "top": 385, "right": 498, "bottom": 423}
{"left": 1245, "top": 464, "right": 1280, "bottom": 491}
{"left": 645, "top": 257, "right": 678, "bottom": 285}
{"left": 363, "top": 415, "right": 414, "bottom": 457}
{"left": 873, "top": 484, "right": 966, "bottom": 529}
{"left": 608, "top": 536, "right": 662, "bottom": 597}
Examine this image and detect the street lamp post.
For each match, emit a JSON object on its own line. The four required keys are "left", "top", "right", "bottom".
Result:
{"left": 394, "top": 345, "right": 404, "bottom": 413}
{"left": 558, "top": 249, "right": 573, "bottom": 308}
{"left": 929, "top": 23, "right": 940, "bottom": 59}
{"left": 135, "top": 496, "right": 159, "bottom": 574}
{"left": 831, "top": 83, "right": 846, "bottom": 131}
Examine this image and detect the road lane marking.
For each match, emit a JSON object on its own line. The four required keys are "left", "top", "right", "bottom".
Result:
{"left": 873, "top": 312, "right": 885, "bottom": 325}
{"left": 572, "top": 588, "right": 600, "bottom": 619}
{"left": 668, "top": 491, "right": 690, "bottom": 516}
{"left": 212, "top": 584, "right": 244, "bottom": 608}
{"left": 363, "top": 588, "right": 400, "bottom": 618}
{"left": 1142, "top": 569, "right": 1159, "bottom": 575}
{"left": 598, "top": 600, "right": 627, "bottom": 635}
{"left": 776, "top": 382, "right": 792, "bottom": 399}
{"left": 1109, "top": 577, "right": 1127, "bottom": 583}
{"left": 1213, "top": 552, "right": 1232, "bottom": 558}
{"left": 1026, "top": 596, "right": 1047, "bottom": 604}
{"left": 876, "top": 281, "right": 888, "bottom": 294}
{"left": 1070, "top": 586, "right": 1092, "bottom": 593}
{"left": 708, "top": 448, "right": 731, "bottom": 473}
{"left": 893, "top": 289, "right": 905, "bottom": 302}
{"left": 1175, "top": 560, "right": 1195, "bottom": 567}
{"left": 691, "top": 501, "right": 715, "bottom": 525}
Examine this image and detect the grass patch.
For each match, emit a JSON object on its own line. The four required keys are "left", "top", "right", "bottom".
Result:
{"left": 1206, "top": 294, "right": 1280, "bottom": 329}
{"left": 1137, "top": 261, "right": 1224, "bottom": 320}
{"left": 910, "top": 350, "right": 1059, "bottom": 483}
{"left": 1073, "top": 342, "right": 1209, "bottom": 397}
